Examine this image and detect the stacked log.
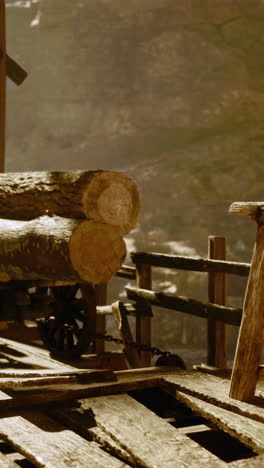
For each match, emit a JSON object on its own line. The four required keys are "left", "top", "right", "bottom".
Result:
{"left": 0, "top": 170, "right": 140, "bottom": 236}
{"left": 0, "top": 171, "right": 140, "bottom": 284}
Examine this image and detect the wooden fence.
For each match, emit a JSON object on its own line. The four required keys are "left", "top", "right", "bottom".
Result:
{"left": 98, "top": 236, "right": 251, "bottom": 369}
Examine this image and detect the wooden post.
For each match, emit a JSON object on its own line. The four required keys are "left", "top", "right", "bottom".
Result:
{"left": 0, "top": 0, "right": 6, "bottom": 172}
{"left": 95, "top": 283, "right": 107, "bottom": 353}
{"left": 207, "top": 236, "right": 227, "bottom": 368}
{"left": 136, "top": 264, "right": 152, "bottom": 367}
{"left": 230, "top": 226, "right": 264, "bottom": 400}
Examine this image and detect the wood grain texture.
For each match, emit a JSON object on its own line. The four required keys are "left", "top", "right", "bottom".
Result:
{"left": 0, "top": 452, "right": 19, "bottom": 467}
{"left": 175, "top": 391, "right": 264, "bottom": 453}
{"left": 229, "top": 202, "right": 264, "bottom": 217}
{"left": 0, "top": 410, "right": 128, "bottom": 467}
{"left": 0, "top": 171, "right": 140, "bottom": 235}
{"left": 0, "top": 215, "right": 126, "bottom": 284}
{"left": 162, "top": 371, "right": 264, "bottom": 424}
{"left": 0, "top": 368, "right": 179, "bottom": 412}
{"left": 0, "top": 0, "right": 5, "bottom": 172}
{"left": 126, "top": 286, "right": 242, "bottom": 325}
{"left": 131, "top": 251, "right": 250, "bottom": 276}
{"left": 230, "top": 224, "right": 264, "bottom": 401}
{"left": 72, "top": 393, "right": 225, "bottom": 468}
{"left": 207, "top": 236, "right": 227, "bottom": 368}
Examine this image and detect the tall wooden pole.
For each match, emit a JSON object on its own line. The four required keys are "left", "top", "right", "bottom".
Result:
{"left": 0, "top": 0, "right": 5, "bottom": 172}
{"left": 207, "top": 236, "right": 227, "bottom": 368}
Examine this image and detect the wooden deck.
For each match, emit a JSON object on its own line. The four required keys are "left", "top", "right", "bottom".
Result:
{"left": 0, "top": 338, "right": 262, "bottom": 467}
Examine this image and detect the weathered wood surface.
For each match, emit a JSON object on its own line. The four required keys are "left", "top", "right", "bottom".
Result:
{"left": 0, "top": 336, "right": 74, "bottom": 370}
{"left": 6, "top": 55, "right": 27, "bottom": 86}
{"left": 207, "top": 236, "right": 227, "bottom": 368}
{"left": 112, "top": 301, "right": 140, "bottom": 368}
{"left": 0, "top": 0, "right": 5, "bottom": 172}
{"left": 0, "top": 170, "right": 140, "bottom": 235}
{"left": 0, "top": 410, "right": 129, "bottom": 467}
{"left": 0, "top": 369, "right": 115, "bottom": 391}
{"left": 0, "top": 452, "right": 19, "bottom": 467}
{"left": 230, "top": 224, "right": 264, "bottom": 401}
{"left": 126, "top": 286, "right": 242, "bottom": 325}
{"left": 0, "top": 366, "right": 186, "bottom": 412}
{"left": 131, "top": 251, "right": 250, "bottom": 276}
{"left": 0, "top": 215, "right": 126, "bottom": 284}
{"left": 229, "top": 202, "right": 264, "bottom": 217}
{"left": 175, "top": 391, "right": 264, "bottom": 453}
{"left": 162, "top": 371, "right": 264, "bottom": 424}
{"left": 54, "top": 393, "right": 225, "bottom": 468}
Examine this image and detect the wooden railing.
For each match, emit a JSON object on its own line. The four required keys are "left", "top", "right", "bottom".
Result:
{"left": 121, "top": 236, "right": 251, "bottom": 368}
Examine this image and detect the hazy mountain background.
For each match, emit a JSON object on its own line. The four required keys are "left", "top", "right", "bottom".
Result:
{"left": 5, "top": 0, "right": 264, "bottom": 365}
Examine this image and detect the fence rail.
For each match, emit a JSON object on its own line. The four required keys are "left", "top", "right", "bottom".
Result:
{"left": 131, "top": 252, "right": 251, "bottom": 276}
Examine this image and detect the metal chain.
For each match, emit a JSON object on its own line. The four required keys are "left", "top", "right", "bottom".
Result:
{"left": 63, "top": 324, "right": 172, "bottom": 358}
{"left": 95, "top": 333, "right": 172, "bottom": 358}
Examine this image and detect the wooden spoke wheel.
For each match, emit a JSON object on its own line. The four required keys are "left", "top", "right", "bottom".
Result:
{"left": 37, "top": 284, "right": 96, "bottom": 359}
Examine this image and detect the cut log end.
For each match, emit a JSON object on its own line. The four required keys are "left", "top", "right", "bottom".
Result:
{"left": 82, "top": 172, "right": 140, "bottom": 235}
{"left": 69, "top": 220, "right": 127, "bottom": 284}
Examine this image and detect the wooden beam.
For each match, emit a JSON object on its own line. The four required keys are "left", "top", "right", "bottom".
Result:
{"left": 207, "top": 236, "right": 227, "bottom": 368}
{"left": 162, "top": 371, "right": 264, "bottom": 424}
{"left": 0, "top": 0, "right": 6, "bottom": 172}
{"left": 131, "top": 251, "right": 250, "bottom": 276}
{"left": 230, "top": 224, "right": 264, "bottom": 401}
{"left": 0, "top": 410, "right": 128, "bottom": 468}
{"left": 229, "top": 202, "right": 264, "bottom": 217}
{"left": 175, "top": 391, "right": 264, "bottom": 454}
{"left": 126, "top": 286, "right": 242, "bottom": 326}
{"left": 95, "top": 283, "right": 107, "bottom": 353}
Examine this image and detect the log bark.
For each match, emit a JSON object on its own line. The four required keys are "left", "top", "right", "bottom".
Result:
{"left": 0, "top": 170, "right": 140, "bottom": 235}
{"left": 0, "top": 215, "right": 126, "bottom": 284}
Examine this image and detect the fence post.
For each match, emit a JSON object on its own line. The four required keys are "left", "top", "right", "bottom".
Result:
{"left": 0, "top": 0, "right": 6, "bottom": 171}
{"left": 136, "top": 263, "right": 152, "bottom": 367}
{"left": 95, "top": 283, "right": 107, "bottom": 353}
{"left": 207, "top": 236, "right": 227, "bottom": 368}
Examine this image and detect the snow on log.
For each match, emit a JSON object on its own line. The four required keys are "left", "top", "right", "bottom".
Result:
{"left": 0, "top": 171, "right": 140, "bottom": 235}
{"left": 0, "top": 215, "right": 126, "bottom": 284}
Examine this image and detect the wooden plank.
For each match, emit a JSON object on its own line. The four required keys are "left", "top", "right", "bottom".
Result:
{"left": 131, "top": 251, "right": 250, "bottom": 276}
{"left": 229, "top": 202, "right": 264, "bottom": 217}
{"left": 0, "top": 369, "right": 115, "bottom": 391}
{"left": 136, "top": 263, "right": 152, "bottom": 367}
{"left": 0, "top": 337, "right": 74, "bottom": 370}
{"left": 52, "top": 407, "right": 136, "bottom": 466}
{"left": 56, "top": 393, "right": 225, "bottom": 468}
{"left": 174, "top": 391, "right": 264, "bottom": 453}
{"left": 0, "top": 367, "right": 178, "bottom": 411}
{"left": 162, "top": 371, "right": 264, "bottom": 424}
{"left": 126, "top": 286, "right": 242, "bottom": 325}
{"left": 230, "top": 224, "right": 264, "bottom": 401}
{"left": 0, "top": 0, "right": 5, "bottom": 172}
{"left": 0, "top": 410, "right": 128, "bottom": 467}
{"left": 207, "top": 236, "right": 227, "bottom": 368}
{"left": 112, "top": 301, "right": 140, "bottom": 368}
